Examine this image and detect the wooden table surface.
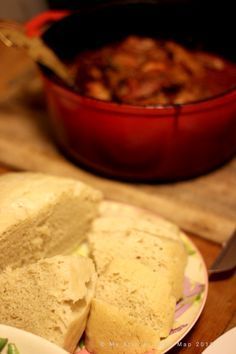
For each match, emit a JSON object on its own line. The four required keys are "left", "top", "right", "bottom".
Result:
{"left": 0, "top": 43, "right": 235, "bottom": 354}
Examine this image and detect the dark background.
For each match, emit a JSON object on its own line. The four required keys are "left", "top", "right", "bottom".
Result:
{"left": 43, "top": 0, "right": 235, "bottom": 63}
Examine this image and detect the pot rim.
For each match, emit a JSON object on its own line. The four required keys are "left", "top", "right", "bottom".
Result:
{"left": 34, "top": 5, "right": 236, "bottom": 115}
{"left": 42, "top": 73, "right": 236, "bottom": 116}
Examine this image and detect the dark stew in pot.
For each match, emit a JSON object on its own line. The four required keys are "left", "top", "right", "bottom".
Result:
{"left": 72, "top": 36, "right": 236, "bottom": 105}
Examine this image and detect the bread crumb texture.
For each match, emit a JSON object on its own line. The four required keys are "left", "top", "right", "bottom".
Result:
{"left": 92, "top": 214, "right": 181, "bottom": 241}
{"left": 86, "top": 299, "right": 160, "bottom": 354}
{"left": 96, "top": 258, "right": 175, "bottom": 338}
{"left": 0, "top": 255, "right": 97, "bottom": 352}
{"left": 0, "top": 172, "right": 102, "bottom": 271}
{"left": 88, "top": 228, "right": 187, "bottom": 299}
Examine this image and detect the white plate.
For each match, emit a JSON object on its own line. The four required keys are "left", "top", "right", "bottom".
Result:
{"left": 0, "top": 324, "right": 68, "bottom": 354}
{"left": 75, "top": 201, "right": 209, "bottom": 354}
{"left": 202, "top": 327, "right": 236, "bottom": 354}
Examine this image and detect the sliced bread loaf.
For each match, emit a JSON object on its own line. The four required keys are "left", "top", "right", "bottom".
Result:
{"left": 88, "top": 229, "right": 187, "bottom": 299}
{"left": 95, "top": 258, "right": 176, "bottom": 338}
{"left": 86, "top": 299, "right": 160, "bottom": 354}
{"left": 0, "top": 172, "right": 102, "bottom": 270}
{"left": 0, "top": 255, "right": 97, "bottom": 353}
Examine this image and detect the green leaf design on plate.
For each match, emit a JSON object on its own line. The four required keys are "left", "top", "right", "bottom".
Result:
{"left": 183, "top": 242, "right": 196, "bottom": 256}
{"left": 194, "top": 293, "right": 202, "bottom": 302}
{"left": 0, "top": 338, "right": 8, "bottom": 351}
{"left": 79, "top": 339, "right": 85, "bottom": 349}
{"left": 7, "top": 343, "right": 20, "bottom": 354}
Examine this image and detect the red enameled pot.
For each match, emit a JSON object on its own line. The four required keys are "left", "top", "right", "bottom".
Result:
{"left": 25, "top": 1, "right": 236, "bottom": 181}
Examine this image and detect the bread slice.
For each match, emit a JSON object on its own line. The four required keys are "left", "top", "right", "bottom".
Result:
{"left": 88, "top": 229, "right": 187, "bottom": 300}
{"left": 0, "top": 255, "right": 97, "bottom": 353}
{"left": 95, "top": 258, "right": 175, "bottom": 338}
{"left": 98, "top": 201, "right": 181, "bottom": 241}
{"left": 92, "top": 215, "right": 181, "bottom": 241}
{"left": 0, "top": 172, "right": 102, "bottom": 270}
{"left": 86, "top": 299, "right": 160, "bottom": 354}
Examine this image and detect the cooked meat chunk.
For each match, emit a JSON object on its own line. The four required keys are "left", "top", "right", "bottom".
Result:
{"left": 73, "top": 36, "right": 236, "bottom": 105}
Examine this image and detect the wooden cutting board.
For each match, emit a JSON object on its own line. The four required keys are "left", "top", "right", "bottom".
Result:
{"left": 0, "top": 44, "right": 235, "bottom": 244}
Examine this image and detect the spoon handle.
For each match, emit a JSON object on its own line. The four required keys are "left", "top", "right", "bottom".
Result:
{"left": 0, "top": 21, "right": 74, "bottom": 87}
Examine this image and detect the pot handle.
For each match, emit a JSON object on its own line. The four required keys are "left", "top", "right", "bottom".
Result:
{"left": 25, "top": 10, "right": 70, "bottom": 37}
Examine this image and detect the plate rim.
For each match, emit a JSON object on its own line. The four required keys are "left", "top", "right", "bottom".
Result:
{"left": 162, "top": 233, "right": 209, "bottom": 353}
{"left": 0, "top": 323, "right": 69, "bottom": 354}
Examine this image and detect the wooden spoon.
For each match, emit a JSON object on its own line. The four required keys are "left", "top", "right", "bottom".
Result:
{"left": 0, "top": 21, "right": 74, "bottom": 87}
